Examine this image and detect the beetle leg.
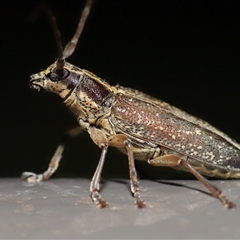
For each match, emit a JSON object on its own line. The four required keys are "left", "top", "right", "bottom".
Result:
{"left": 148, "top": 154, "right": 181, "bottom": 168}
{"left": 89, "top": 129, "right": 145, "bottom": 208}
{"left": 108, "top": 134, "right": 146, "bottom": 208}
{"left": 88, "top": 127, "right": 109, "bottom": 207}
{"left": 149, "top": 155, "right": 235, "bottom": 209}
{"left": 22, "top": 126, "right": 83, "bottom": 183}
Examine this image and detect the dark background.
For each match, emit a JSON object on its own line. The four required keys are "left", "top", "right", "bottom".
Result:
{"left": 1, "top": 0, "right": 240, "bottom": 179}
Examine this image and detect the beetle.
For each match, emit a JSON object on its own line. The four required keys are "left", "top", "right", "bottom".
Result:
{"left": 23, "top": 0, "right": 240, "bottom": 209}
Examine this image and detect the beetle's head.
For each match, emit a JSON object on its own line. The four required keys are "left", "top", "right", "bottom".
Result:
{"left": 30, "top": 0, "right": 93, "bottom": 99}
{"left": 30, "top": 61, "right": 83, "bottom": 99}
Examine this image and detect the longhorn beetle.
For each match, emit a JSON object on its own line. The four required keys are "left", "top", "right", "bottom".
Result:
{"left": 23, "top": 0, "right": 240, "bottom": 209}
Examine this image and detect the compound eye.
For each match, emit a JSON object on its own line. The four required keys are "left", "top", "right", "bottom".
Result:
{"left": 48, "top": 68, "right": 70, "bottom": 82}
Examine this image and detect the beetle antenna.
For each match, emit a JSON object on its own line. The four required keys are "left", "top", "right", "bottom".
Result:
{"left": 43, "top": 6, "right": 64, "bottom": 64}
{"left": 28, "top": 2, "right": 64, "bottom": 62}
{"left": 36, "top": 0, "right": 93, "bottom": 76}
{"left": 57, "top": 0, "right": 93, "bottom": 73}
{"left": 62, "top": 0, "right": 93, "bottom": 60}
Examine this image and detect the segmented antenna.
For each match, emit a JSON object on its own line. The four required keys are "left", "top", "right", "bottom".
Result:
{"left": 28, "top": 3, "right": 64, "bottom": 58}
{"left": 38, "top": 0, "right": 93, "bottom": 75}
{"left": 43, "top": 7, "right": 64, "bottom": 64}
{"left": 61, "top": 0, "right": 93, "bottom": 60}
{"left": 57, "top": 0, "right": 93, "bottom": 73}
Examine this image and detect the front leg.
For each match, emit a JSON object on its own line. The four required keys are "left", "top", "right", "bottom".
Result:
{"left": 88, "top": 127, "right": 109, "bottom": 208}
{"left": 89, "top": 128, "right": 145, "bottom": 208}
{"left": 149, "top": 154, "right": 235, "bottom": 209}
{"left": 108, "top": 134, "right": 145, "bottom": 208}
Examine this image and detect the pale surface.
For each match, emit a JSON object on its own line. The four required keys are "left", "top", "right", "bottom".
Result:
{"left": 0, "top": 178, "right": 239, "bottom": 239}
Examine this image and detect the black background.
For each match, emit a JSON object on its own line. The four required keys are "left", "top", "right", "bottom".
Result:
{"left": 1, "top": 0, "right": 240, "bottom": 179}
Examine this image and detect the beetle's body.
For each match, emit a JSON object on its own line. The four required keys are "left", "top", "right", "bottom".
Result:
{"left": 24, "top": 0, "right": 238, "bottom": 209}
{"left": 32, "top": 62, "right": 240, "bottom": 180}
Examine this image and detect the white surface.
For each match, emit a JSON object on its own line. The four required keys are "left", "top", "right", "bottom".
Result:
{"left": 0, "top": 178, "right": 239, "bottom": 239}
